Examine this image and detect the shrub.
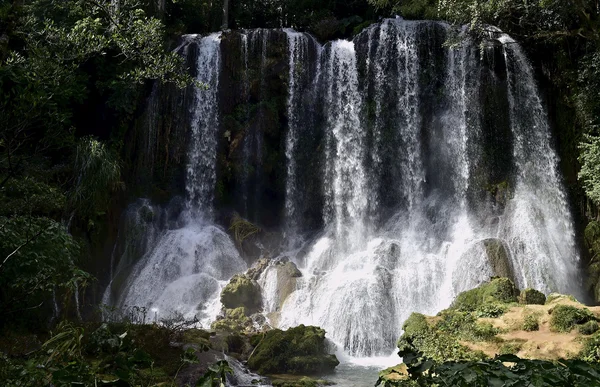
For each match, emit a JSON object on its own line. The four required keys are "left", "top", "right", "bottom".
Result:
{"left": 550, "top": 305, "right": 595, "bottom": 332}
{"left": 580, "top": 333, "right": 600, "bottom": 362}
{"left": 522, "top": 314, "right": 540, "bottom": 332}
{"left": 579, "top": 321, "right": 600, "bottom": 336}
{"left": 398, "top": 313, "right": 486, "bottom": 362}
{"left": 499, "top": 342, "right": 523, "bottom": 355}
{"left": 247, "top": 325, "right": 339, "bottom": 375}
{"left": 475, "top": 303, "right": 509, "bottom": 318}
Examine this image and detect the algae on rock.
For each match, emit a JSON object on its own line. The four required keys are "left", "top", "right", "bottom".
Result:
{"left": 247, "top": 325, "right": 339, "bottom": 375}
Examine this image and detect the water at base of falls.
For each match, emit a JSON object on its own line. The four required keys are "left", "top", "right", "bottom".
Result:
{"left": 105, "top": 19, "right": 583, "bottom": 363}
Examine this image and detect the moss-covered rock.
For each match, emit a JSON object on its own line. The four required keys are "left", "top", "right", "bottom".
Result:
{"left": 210, "top": 307, "right": 253, "bottom": 333}
{"left": 519, "top": 288, "right": 546, "bottom": 305}
{"left": 549, "top": 305, "right": 596, "bottom": 332}
{"left": 247, "top": 325, "right": 339, "bottom": 375}
{"left": 451, "top": 277, "right": 518, "bottom": 312}
{"left": 220, "top": 274, "right": 262, "bottom": 314}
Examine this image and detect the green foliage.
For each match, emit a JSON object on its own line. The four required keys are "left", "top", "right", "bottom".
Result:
{"left": 380, "top": 351, "right": 600, "bottom": 386}
{"left": 475, "top": 302, "right": 509, "bottom": 318}
{"left": 579, "top": 134, "right": 600, "bottom": 204}
{"left": 0, "top": 215, "right": 90, "bottom": 323}
{"left": 0, "top": 177, "right": 65, "bottom": 217}
{"left": 70, "top": 136, "right": 121, "bottom": 217}
{"left": 247, "top": 325, "right": 339, "bottom": 375}
{"left": 397, "top": 313, "right": 486, "bottom": 363}
{"left": 196, "top": 360, "right": 233, "bottom": 387}
{"left": 1, "top": 322, "right": 209, "bottom": 387}
{"left": 451, "top": 277, "right": 518, "bottom": 312}
{"left": 522, "top": 313, "right": 540, "bottom": 331}
{"left": 498, "top": 341, "right": 523, "bottom": 355}
{"left": 580, "top": 332, "right": 600, "bottom": 362}
{"left": 550, "top": 305, "right": 596, "bottom": 332}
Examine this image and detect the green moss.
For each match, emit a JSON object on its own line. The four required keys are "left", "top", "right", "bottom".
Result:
{"left": 247, "top": 325, "right": 339, "bottom": 375}
{"left": 210, "top": 308, "right": 251, "bottom": 333}
{"left": 220, "top": 275, "right": 262, "bottom": 313}
{"left": 518, "top": 288, "right": 546, "bottom": 305}
{"left": 550, "top": 305, "right": 595, "bottom": 332}
{"left": 451, "top": 278, "right": 518, "bottom": 312}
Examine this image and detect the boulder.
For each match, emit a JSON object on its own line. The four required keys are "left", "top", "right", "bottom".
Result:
{"left": 221, "top": 274, "right": 262, "bottom": 314}
{"left": 482, "top": 238, "right": 514, "bottom": 280}
{"left": 247, "top": 325, "right": 339, "bottom": 375}
{"left": 518, "top": 288, "right": 546, "bottom": 305}
{"left": 451, "top": 277, "right": 518, "bottom": 312}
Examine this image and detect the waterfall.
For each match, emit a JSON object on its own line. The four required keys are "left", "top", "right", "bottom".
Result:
{"left": 186, "top": 33, "right": 222, "bottom": 215}
{"left": 104, "top": 33, "right": 246, "bottom": 325}
{"left": 322, "top": 40, "right": 369, "bottom": 248}
{"left": 106, "top": 20, "right": 583, "bottom": 359}
{"left": 496, "top": 33, "right": 580, "bottom": 295}
{"left": 274, "top": 19, "right": 582, "bottom": 357}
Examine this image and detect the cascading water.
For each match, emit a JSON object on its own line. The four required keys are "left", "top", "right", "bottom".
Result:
{"left": 106, "top": 19, "right": 583, "bottom": 362}
{"left": 103, "top": 33, "right": 246, "bottom": 326}
{"left": 273, "top": 19, "right": 583, "bottom": 358}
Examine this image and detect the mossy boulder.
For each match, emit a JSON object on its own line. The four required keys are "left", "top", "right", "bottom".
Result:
{"left": 211, "top": 307, "right": 251, "bottom": 333}
{"left": 519, "top": 288, "right": 546, "bottom": 305}
{"left": 549, "top": 305, "right": 596, "bottom": 333}
{"left": 451, "top": 277, "right": 518, "bottom": 312}
{"left": 221, "top": 274, "right": 262, "bottom": 314}
{"left": 482, "top": 239, "right": 514, "bottom": 280}
{"left": 247, "top": 325, "right": 339, "bottom": 375}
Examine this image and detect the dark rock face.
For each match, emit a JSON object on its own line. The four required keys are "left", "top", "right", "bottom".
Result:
{"left": 247, "top": 325, "right": 339, "bottom": 375}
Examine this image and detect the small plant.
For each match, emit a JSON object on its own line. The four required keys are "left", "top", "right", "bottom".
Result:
{"left": 196, "top": 360, "right": 233, "bottom": 387}
{"left": 522, "top": 313, "right": 540, "bottom": 332}
{"left": 499, "top": 342, "right": 523, "bottom": 355}
{"left": 549, "top": 305, "right": 595, "bottom": 332}
{"left": 475, "top": 303, "right": 508, "bottom": 318}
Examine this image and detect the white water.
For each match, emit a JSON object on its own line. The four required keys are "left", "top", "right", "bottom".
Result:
{"left": 106, "top": 20, "right": 583, "bottom": 363}
{"left": 271, "top": 19, "right": 583, "bottom": 358}
{"left": 104, "top": 33, "right": 246, "bottom": 326}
